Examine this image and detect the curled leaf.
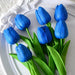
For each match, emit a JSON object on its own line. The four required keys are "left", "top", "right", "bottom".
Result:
{"left": 32, "top": 56, "right": 54, "bottom": 75}
{"left": 47, "top": 46, "right": 66, "bottom": 75}
{"left": 48, "top": 54, "right": 55, "bottom": 73}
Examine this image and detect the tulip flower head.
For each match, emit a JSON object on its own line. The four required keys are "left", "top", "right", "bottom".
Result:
{"left": 35, "top": 7, "right": 51, "bottom": 25}
{"left": 4, "top": 27, "right": 20, "bottom": 44}
{"left": 55, "top": 20, "right": 68, "bottom": 39}
{"left": 54, "top": 4, "right": 68, "bottom": 21}
{"left": 15, "top": 14, "right": 31, "bottom": 30}
{"left": 37, "top": 26, "right": 52, "bottom": 44}
{"left": 15, "top": 44, "right": 32, "bottom": 62}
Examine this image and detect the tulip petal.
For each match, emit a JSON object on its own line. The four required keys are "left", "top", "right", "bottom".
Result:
{"left": 15, "top": 44, "right": 32, "bottom": 62}
{"left": 4, "top": 27, "right": 20, "bottom": 44}
{"left": 37, "top": 26, "right": 48, "bottom": 44}
{"left": 37, "top": 26, "right": 52, "bottom": 44}
{"left": 43, "top": 26, "right": 52, "bottom": 43}
{"left": 35, "top": 7, "right": 51, "bottom": 25}
{"left": 15, "top": 14, "right": 30, "bottom": 30}
{"left": 54, "top": 4, "right": 68, "bottom": 21}
{"left": 35, "top": 10, "right": 44, "bottom": 25}
{"left": 55, "top": 20, "right": 68, "bottom": 39}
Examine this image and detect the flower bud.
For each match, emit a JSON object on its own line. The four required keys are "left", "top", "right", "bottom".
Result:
{"left": 15, "top": 14, "right": 31, "bottom": 30}
{"left": 35, "top": 7, "right": 51, "bottom": 25}
{"left": 37, "top": 26, "right": 52, "bottom": 44}
{"left": 4, "top": 27, "right": 20, "bottom": 44}
{"left": 55, "top": 20, "right": 68, "bottom": 39}
{"left": 54, "top": 4, "right": 68, "bottom": 21}
{"left": 15, "top": 44, "right": 32, "bottom": 62}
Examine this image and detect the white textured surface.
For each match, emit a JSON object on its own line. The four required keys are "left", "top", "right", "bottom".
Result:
{"left": 0, "top": 0, "right": 75, "bottom": 75}
{"left": 0, "top": 58, "right": 4, "bottom": 75}
{"left": 0, "top": 0, "right": 24, "bottom": 16}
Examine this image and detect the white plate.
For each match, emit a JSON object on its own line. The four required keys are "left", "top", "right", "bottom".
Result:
{"left": 0, "top": 8, "right": 75, "bottom": 75}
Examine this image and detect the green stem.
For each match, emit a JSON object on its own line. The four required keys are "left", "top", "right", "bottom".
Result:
{"left": 16, "top": 43, "right": 18, "bottom": 46}
{"left": 46, "top": 22, "right": 51, "bottom": 27}
{"left": 26, "top": 28, "right": 33, "bottom": 43}
{"left": 47, "top": 22, "right": 59, "bottom": 46}
{"left": 60, "top": 39, "right": 62, "bottom": 53}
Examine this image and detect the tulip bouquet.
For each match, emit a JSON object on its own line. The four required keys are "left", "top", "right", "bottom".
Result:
{"left": 3, "top": 4, "right": 70, "bottom": 75}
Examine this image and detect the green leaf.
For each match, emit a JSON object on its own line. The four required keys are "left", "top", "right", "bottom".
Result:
{"left": 41, "top": 44, "right": 48, "bottom": 55}
{"left": 20, "top": 35, "right": 33, "bottom": 50}
{"left": 32, "top": 32, "right": 46, "bottom": 63}
{"left": 48, "top": 54, "right": 55, "bottom": 73}
{"left": 32, "top": 56, "right": 54, "bottom": 75}
{"left": 61, "top": 40, "right": 71, "bottom": 64}
{"left": 53, "top": 42, "right": 59, "bottom": 50}
{"left": 57, "top": 39, "right": 65, "bottom": 54}
{"left": 47, "top": 46, "right": 66, "bottom": 75}
{"left": 48, "top": 43, "right": 59, "bottom": 73}
{"left": 62, "top": 39, "right": 65, "bottom": 45}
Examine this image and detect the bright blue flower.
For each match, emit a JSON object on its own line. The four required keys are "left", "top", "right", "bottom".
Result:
{"left": 4, "top": 27, "right": 20, "bottom": 44}
{"left": 15, "top": 14, "right": 31, "bottom": 30}
{"left": 37, "top": 26, "right": 52, "bottom": 44}
{"left": 55, "top": 20, "right": 68, "bottom": 39}
{"left": 54, "top": 4, "right": 68, "bottom": 21}
{"left": 15, "top": 44, "right": 32, "bottom": 62}
{"left": 35, "top": 7, "right": 51, "bottom": 25}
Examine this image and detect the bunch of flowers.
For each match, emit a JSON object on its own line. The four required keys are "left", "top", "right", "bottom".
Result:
{"left": 3, "top": 4, "right": 70, "bottom": 75}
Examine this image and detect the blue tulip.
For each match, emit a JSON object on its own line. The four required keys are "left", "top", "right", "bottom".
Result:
{"left": 37, "top": 26, "right": 52, "bottom": 44}
{"left": 55, "top": 20, "right": 68, "bottom": 39}
{"left": 15, "top": 44, "right": 32, "bottom": 62}
{"left": 15, "top": 14, "right": 31, "bottom": 30}
{"left": 4, "top": 27, "right": 20, "bottom": 44}
{"left": 35, "top": 7, "right": 51, "bottom": 25}
{"left": 54, "top": 4, "right": 68, "bottom": 21}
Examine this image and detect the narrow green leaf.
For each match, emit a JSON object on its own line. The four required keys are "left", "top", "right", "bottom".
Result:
{"left": 48, "top": 54, "right": 55, "bottom": 73}
{"left": 47, "top": 46, "right": 66, "bottom": 75}
{"left": 33, "top": 32, "right": 46, "bottom": 63}
{"left": 41, "top": 44, "right": 48, "bottom": 55}
{"left": 61, "top": 40, "right": 71, "bottom": 64}
{"left": 32, "top": 56, "right": 54, "bottom": 75}
{"left": 48, "top": 43, "right": 59, "bottom": 73}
